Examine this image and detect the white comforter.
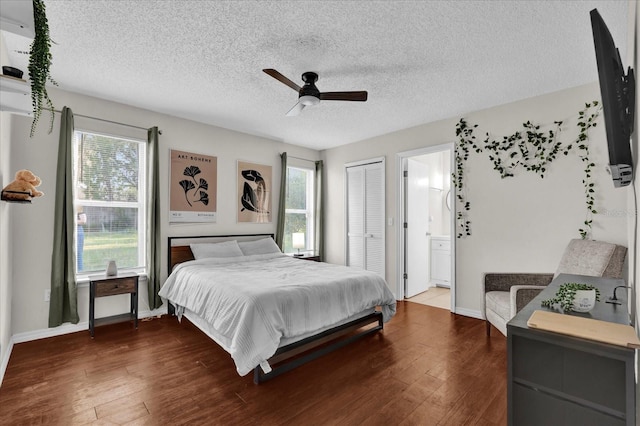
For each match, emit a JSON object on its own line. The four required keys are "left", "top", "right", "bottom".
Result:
{"left": 158, "top": 253, "right": 396, "bottom": 376}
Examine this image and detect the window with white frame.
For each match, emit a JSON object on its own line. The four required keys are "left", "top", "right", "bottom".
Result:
{"left": 73, "top": 130, "right": 147, "bottom": 276}
{"left": 283, "top": 166, "right": 315, "bottom": 254}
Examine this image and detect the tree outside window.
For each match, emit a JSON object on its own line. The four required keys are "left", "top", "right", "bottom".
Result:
{"left": 283, "top": 166, "right": 314, "bottom": 254}
{"left": 73, "top": 131, "right": 146, "bottom": 274}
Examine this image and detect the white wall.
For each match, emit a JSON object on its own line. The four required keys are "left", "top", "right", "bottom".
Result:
{"left": 6, "top": 86, "right": 319, "bottom": 335}
{"left": 323, "top": 82, "right": 629, "bottom": 315}
{"left": 0, "top": 31, "right": 13, "bottom": 379}
{"left": 0, "top": 113, "right": 11, "bottom": 378}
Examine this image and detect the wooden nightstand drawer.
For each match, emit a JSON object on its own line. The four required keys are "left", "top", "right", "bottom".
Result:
{"left": 89, "top": 272, "right": 139, "bottom": 337}
{"left": 95, "top": 277, "right": 136, "bottom": 297}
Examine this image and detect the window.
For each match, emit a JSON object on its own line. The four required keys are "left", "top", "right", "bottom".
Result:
{"left": 73, "top": 130, "right": 147, "bottom": 275}
{"left": 283, "top": 166, "right": 315, "bottom": 254}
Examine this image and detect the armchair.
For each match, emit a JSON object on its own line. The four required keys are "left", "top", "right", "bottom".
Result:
{"left": 483, "top": 239, "right": 627, "bottom": 336}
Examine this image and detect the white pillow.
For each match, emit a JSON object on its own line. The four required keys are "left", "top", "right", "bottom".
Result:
{"left": 237, "top": 237, "right": 281, "bottom": 256}
{"left": 190, "top": 240, "right": 244, "bottom": 259}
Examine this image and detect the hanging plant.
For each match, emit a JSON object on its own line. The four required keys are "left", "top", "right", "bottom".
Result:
{"left": 452, "top": 101, "right": 600, "bottom": 239}
{"left": 28, "top": 0, "right": 57, "bottom": 137}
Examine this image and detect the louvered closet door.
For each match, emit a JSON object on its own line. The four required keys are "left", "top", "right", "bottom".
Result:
{"left": 346, "top": 160, "right": 385, "bottom": 277}
{"left": 347, "top": 166, "right": 365, "bottom": 269}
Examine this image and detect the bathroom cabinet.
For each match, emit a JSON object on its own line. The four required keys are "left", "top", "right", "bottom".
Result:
{"left": 430, "top": 236, "right": 451, "bottom": 288}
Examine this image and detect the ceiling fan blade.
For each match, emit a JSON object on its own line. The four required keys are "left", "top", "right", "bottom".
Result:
{"left": 286, "top": 102, "right": 306, "bottom": 117}
{"left": 263, "top": 69, "right": 301, "bottom": 92}
{"left": 320, "top": 91, "right": 368, "bottom": 102}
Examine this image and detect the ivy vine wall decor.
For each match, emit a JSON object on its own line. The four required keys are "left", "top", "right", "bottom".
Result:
{"left": 453, "top": 101, "right": 601, "bottom": 239}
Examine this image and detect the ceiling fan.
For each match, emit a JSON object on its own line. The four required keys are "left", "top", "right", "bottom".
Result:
{"left": 263, "top": 69, "right": 368, "bottom": 116}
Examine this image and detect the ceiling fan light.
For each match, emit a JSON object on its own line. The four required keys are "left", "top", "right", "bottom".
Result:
{"left": 299, "top": 95, "right": 320, "bottom": 106}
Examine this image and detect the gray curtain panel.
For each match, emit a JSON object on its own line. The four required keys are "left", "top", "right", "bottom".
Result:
{"left": 147, "top": 127, "right": 162, "bottom": 309}
{"left": 275, "top": 152, "right": 287, "bottom": 249}
{"left": 315, "top": 160, "right": 324, "bottom": 261}
{"left": 49, "top": 107, "right": 79, "bottom": 327}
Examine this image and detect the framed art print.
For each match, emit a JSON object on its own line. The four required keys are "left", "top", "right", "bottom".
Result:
{"left": 170, "top": 150, "right": 217, "bottom": 223}
{"left": 237, "top": 160, "right": 272, "bottom": 223}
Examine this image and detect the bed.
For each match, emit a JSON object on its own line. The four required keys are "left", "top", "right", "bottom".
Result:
{"left": 159, "top": 234, "right": 397, "bottom": 383}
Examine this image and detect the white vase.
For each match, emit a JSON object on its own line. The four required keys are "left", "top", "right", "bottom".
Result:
{"left": 572, "top": 289, "right": 596, "bottom": 312}
{"left": 106, "top": 260, "right": 118, "bottom": 276}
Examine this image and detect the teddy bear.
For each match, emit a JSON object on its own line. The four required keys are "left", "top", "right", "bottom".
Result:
{"left": 1, "top": 169, "right": 44, "bottom": 201}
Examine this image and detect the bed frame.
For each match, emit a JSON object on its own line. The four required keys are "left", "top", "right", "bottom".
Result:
{"left": 166, "top": 234, "right": 385, "bottom": 384}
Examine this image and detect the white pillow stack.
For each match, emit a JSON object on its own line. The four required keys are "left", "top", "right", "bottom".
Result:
{"left": 190, "top": 240, "right": 244, "bottom": 260}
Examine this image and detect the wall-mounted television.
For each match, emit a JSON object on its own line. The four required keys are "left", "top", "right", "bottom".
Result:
{"left": 590, "top": 8, "right": 635, "bottom": 188}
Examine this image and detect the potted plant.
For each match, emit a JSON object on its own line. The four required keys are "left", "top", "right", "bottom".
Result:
{"left": 28, "top": 0, "right": 57, "bottom": 137}
{"left": 541, "top": 282, "right": 600, "bottom": 313}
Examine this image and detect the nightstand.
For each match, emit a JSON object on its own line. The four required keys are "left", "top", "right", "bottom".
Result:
{"left": 293, "top": 253, "right": 321, "bottom": 262}
{"left": 89, "top": 272, "right": 139, "bottom": 337}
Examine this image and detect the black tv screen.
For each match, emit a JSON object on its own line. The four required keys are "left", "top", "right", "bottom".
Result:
{"left": 590, "top": 8, "right": 634, "bottom": 187}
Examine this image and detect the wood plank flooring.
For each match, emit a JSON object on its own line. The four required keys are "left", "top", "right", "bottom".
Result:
{"left": 0, "top": 301, "right": 507, "bottom": 425}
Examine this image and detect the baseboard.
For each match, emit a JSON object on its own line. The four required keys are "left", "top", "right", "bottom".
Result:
{"left": 12, "top": 321, "right": 89, "bottom": 344}
{"left": 0, "top": 337, "right": 15, "bottom": 387}
{"left": 453, "top": 307, "right": 484, "bottom": 320}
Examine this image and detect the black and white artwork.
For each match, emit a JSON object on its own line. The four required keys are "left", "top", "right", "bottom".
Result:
{"left": 237, "top": 161, "right": 271, "bottom": 223}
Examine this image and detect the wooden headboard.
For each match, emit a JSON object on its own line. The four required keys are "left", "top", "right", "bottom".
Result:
{"left": 167, "top": 234, "right": 275, "bottom": 274}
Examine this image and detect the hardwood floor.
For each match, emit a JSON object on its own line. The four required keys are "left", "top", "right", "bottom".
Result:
{"left": 0, "top": 302, "right": 507, "bottom": 425}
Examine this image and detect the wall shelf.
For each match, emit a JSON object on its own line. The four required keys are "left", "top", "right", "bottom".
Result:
{"left": 1, "top": 190, "right": 32, "bottom": 203}
{"left": 0, "top": 1, "right": 35, "bottom": 39}
{"left": 0, "top": 74, "right": 29, "bottom": 93}
{"left": 0, "top": 74, "right": 31, "bottom": 116}
{"left": 1, "top": 0, "right": 34, "bottom": 116}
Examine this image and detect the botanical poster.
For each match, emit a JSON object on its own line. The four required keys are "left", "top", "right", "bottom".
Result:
{"left": 237, "top": 161, "right": 272, "bottom": 223}
{"left": 170, "top": 149, "right": 217, "bottom": 223}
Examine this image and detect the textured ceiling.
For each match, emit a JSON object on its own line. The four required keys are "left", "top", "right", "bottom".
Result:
{"left": 2, "top": 0, "right": 630, "bottom": 150}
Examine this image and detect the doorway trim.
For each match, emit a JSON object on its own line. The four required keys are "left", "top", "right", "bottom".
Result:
{"left": 395, "top": 143, "right": 456, "bottom": 312}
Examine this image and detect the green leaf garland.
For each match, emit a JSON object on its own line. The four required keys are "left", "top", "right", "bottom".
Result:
{"left": 453, "top": 119, "right": 480, "bottom": 237}
{"left": 452, "top": 101, "right": 601, "bottom": 239}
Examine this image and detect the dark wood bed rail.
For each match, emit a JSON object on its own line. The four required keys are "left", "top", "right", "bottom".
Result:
{"left": 253, "top": 311, "right": 384, "bottom": 384}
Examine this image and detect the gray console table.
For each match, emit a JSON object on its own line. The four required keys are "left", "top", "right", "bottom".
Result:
{"left": 507, "top": 273, "right": 636, "bottom": 426}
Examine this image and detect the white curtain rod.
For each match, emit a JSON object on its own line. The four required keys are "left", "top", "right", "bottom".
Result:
{"left": 52, "top": 108, "right": 162, "bottom": 134}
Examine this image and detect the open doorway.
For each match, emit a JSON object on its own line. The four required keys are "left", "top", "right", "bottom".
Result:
{"left": 396, "top": 144, "right": 455, "bottom": 311}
